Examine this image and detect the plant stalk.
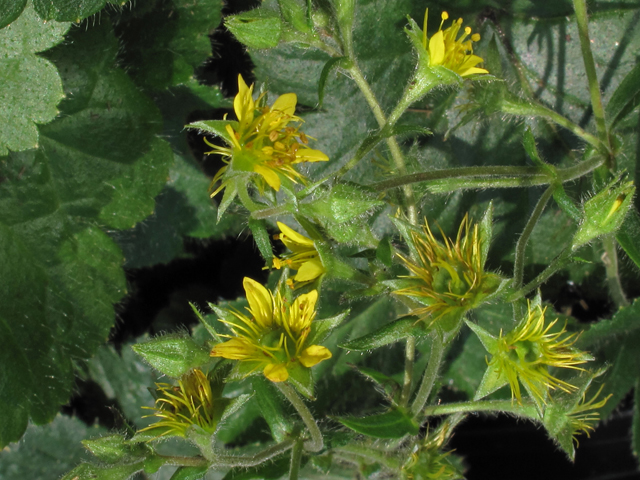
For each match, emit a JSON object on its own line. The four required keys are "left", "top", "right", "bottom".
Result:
{"left": 213, "top": 439, "right": 295, "bottom": 467}
{"left": 334, "top": 444, "right": 402, "bottom": 470}
{"left": 276, "top": 382, "right": 324, "bottom": 452}
{"left": 400, "top": 337, "right": 416, "bottom": 407}
{"left": 602, "top": 235, "right": 629, "bottom": 307}
{"left": 422, "top": 399, "right": 540, "bottom": 420}
{"left": 411, "top": 333, "right": 445, "bottom": 417}
{"left": 288, "top": 439, "right": 304, "bottom": 480}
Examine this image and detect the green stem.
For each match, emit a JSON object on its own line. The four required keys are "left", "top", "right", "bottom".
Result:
{"left": 213, "top": 439, "right": 295, "bottom": 467}
{"left": 251, "top": 203, "right": 293, "bottom": 220}
{"left": 410, "top": 333, "right": 445, "bottom": 418}
{"left": 333, "top": 444, "right": 402, "bottom": 470}
{"left": 422, "top": 399, "right": 540, "bottom": 420}
{"left": 507, "top": 247, "right": 574, "bottom": 301}
{"left": 277, "top": 382, "right": 323, "bottom": 452}
{"left": 288, "top": 439, "right": 304, "bottom": 480}
{"left": 371, "top": 155, "right": 605, "bottom": 192}
{"left": 400, "top": 337, "right": 416, "bottom": 407}
{"left": 602, "top": 235, "right": 629, "bottom": 307}
{"left": 572, "top": 0, "right": 609, "bottom": 149}
{"left": 160, "top": 455, "right": 209, "bottom": 467}
{"left": 347, "top": 64, "right": 417, "bottom": 224}
{"left": 513, "top": 186, "right": 554, "bottom": 290}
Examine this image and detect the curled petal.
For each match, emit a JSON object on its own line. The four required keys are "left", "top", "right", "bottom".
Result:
{"left": 244, "top": 277, "right": 274, "bottom": 328}
{"left": 299, "top": 345, "right": 332, "bottom": 367}
{"left": 211, "top": 337, "right": 255, "bottom": 360}
{"left": 294, "top": 259, "right": 325, "bottom": 283}
{"left": 264, "top": 363, "right": 289, "bottom": 382}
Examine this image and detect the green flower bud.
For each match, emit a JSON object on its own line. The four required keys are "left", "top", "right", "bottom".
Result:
{"left": 572, "top": 177, "right": 635, "bottom": 248}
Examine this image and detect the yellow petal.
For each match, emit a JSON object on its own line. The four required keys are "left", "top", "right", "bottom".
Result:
{"left": 459, "top": 66, "right": 489, "bottom": 77}
{"left": 270, "top": 93, "right": 297, "bottom": 117}
{"left": 211, "top": 338, "right": 252, "bottom": 360}
{"left": 428, "top": 30, "right": 445, "bottom": 66}
{"left": 263, "top": 363, "right": 289, "bottom": 382}
{"left": 294, "top": 147, "right": 329, "bottom": 163}
{"left": 253, "top": 165, "right": 281, "bottom": 191}
{"left": 277, "top": 222, "right": 314, "bottom": 247}
{"left": 299, "top": 345, "right": 332, "bottom": 367}
{"left": 243, "top": 277, "right": 273, "bottom": 328}
{"left": 294, "top": 259, "right": 325, "bottom": 282}
{"left": 235, "top": 74, "right": 255, "bottom": 124}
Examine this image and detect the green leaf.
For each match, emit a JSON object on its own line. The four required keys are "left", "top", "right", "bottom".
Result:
{"left": 0, "top": 0, "right": 26, "bottom": 29}
{"left": 187, "top": 120, "right": 237, "bottom": 145}
{"left": 112, "top": 0, "right": 222, "bottom": 90}
{"left": 83, "top": 434, "right": 150, "bottom": 464}
{"left": 307, "top": 310, "right": 349, "bottom": 346}
{"left": 222, "top": 457, "right": 290, "bottom": 480}
{"left": 287, "top": 362, "right": 315, "bottom": 399}
{"left": 0, "top": 415, "right": 107, "bottom": 480}
{"left": 98, "top": 137, "right": 174, "bottom": 229}
{"left": 133, "top": 335, "right": 212, "bottom": 378}
{"left": 318, "top": 56, "right": 351, "bottom": 108}
{"left": 301, "top": 183, "right": 385, "bottom": 224}
{"left": 61, "top": 460, "right": 146, "bottom": 480}
{"left": 376, "top": 236, "right": 393, "bottom": 267}
{"left": 634, "top": 379, "right": 640, "bottom": 457}
{"left": 340, "top": 317, "right": 427, "bottom": 351}
{"left": 33, "top": 0, "right": 106, "bottom": 21}
{"left": 0, "top": 4, "right": 68, "bottom": 154}
{"left": 226, "top": 7, "right": 283, "bottom": 49}
{"left": 171, "top": 466, "right": 209, "bottom": 480}
{"left": 606, "top": 62, "right": 640, "bottom": 129}
{"left": 334, "top": 408, "right": 419, "bottom": 438}
{"left": 253, "top": 376, "right": 294, "bottom": 442}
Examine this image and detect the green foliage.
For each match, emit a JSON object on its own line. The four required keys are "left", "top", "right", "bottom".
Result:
{"left": 1, "top": 0, "right": 640, "bottom": 478}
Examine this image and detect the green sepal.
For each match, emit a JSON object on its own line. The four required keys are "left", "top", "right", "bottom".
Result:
{"left": 300, "top": 183, "right": 384, "bottom": 224}
{"left": 218, "top": 394, "right": 253, "bottom": 432}
{"left": 190, "top": 302, "right": 222, "bottom": 343}
{"left": 542, "top": 368, "right": 607, "bottom": 461}
{"left": 132, "top": 335, "right": 212, "bottom": 378}
{"left": 307, "top": 310, "right": 350, "bottom": 345}
{"left": 572, "top": 176, "right": 635, "bottom": 248}
{"left": 253, "top": 376, "right": 295, "bottom": 442}
{"left": 318, "top": 57, "right": 352, "bottom": 108}
{"left": 351, "top": 365, "right": 401, "bottom": 405}
{"left": 473, "top": 360, "right": 509, "bottom": 402}
{"left": 465, "top": 319, "right": 498, "bottom": 353}
{"left": 61, "top": 460, "right": 147, "bottom": 480}
{"left": 227, "top": 360, "right": 261, "bottom": 382}
{"left": 248, "top": 218, "right": 274, "bottom": 264}
{"left": 287, "top": 362, "right": 314, "bottom": 399}
{"left": 334, "top": 408, "right": 419, "bottom": 439}
{"left": 170, "top": 466, "right": 209, "bottom": 480}
{"left": 605, "top": 62, "right": 640, "bottom": 129}
{"left": 82, "top": 434, "right": 151, "bottom": 464}
{"left": 217, "top": 178, "right": 239, "bottom": 221}
{"left": 278, "top": 0, "right": 311, "bottom": 34}
{"left": 339, "top": 316, "right": 428, "bottom": 352}
{"left": 375, "top": 236, "right": 393, "bottom": 268}
{"left": 315, "top": 242, "right": 372, "bottom": 285}
{"left": 478, "top": 202, "right": 494, "bottom": 268}
{"left": 222, "top": 456, "right": 290, "bottom": 480}
{"left": 186, "top": 120, "right": 238, "bottom": 146}
{"left": 225, "top": 8, "right": 283, "bottom": 49}
{"left": 389, "top": 215, "right": 424, "bottom": 261}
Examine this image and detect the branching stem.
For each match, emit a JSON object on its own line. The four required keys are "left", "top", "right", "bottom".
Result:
{"left": 422, "top": 399, "right": 540, "bottom": 420}
{"left": 411, "top": 333, "right": 445, "bottom": 417}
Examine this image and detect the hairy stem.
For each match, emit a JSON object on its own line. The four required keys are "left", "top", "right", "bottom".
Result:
{"left": 160, "top": 455, "right": 209, "bottom": 467}
{"left": 289, "top": 439, "right": 304, "bottom": 480}
{"left": 422, "top": 399, "right": 540, "bottom": 420}
{"left": 371, "top": 155, "right": 605, "bottom": 192}
{"left": 513, "top": 186, "right": 554, "bottom": 290}
{"left": 507, "top": 247, "right": 574, "bottom": 301}
{"left": 400, "top": 337, "right": 416, "bottom": 407}
{"left": 411, "top": 333, "right": 445, "bottom": 417}
{"left": 602, "top": 235, "right": 629, "bottom": 307}
{"left": 213, "top": 439, "right": 295, "bottom": 467}
{"left": 277, "top": 382, "right": 323, "bottom": 452}
{"left": 334, "top": 444, "right": 402, "bottom": 470}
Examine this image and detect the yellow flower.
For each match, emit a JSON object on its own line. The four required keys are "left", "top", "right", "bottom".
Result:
{"left": 395, "top": 215, "right": 498, "bottom": 326}
{"left": 206, "top": 74, "right": 329, "bottom": 194}
{"left": 272, "top": 222, "right": 325, "bottom": 288}
{"left": 422, "top": 9, "right": 488, "bottom": 77}
{"left": 567, "top": 385, "right": 611, "bottom": 444}
{"left": 210, "top": 277, "right": 332, "bottom": 382}
{"left": 490, "top": 305, "right": 591, "bottom": 406}
{"left": 140, "top": 369, "right": 223, "bottom": 438}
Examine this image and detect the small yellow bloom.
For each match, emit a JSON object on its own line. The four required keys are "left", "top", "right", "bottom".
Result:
{"left": 272, "top": 222, "right": 325, "bottom": 288}
{"left": 210, "top": 277, "right": 332, "bottom": 382}
{"left": 422, "top": 9, "right": 488, "bottom": 77}
{"left": 140, "top": 369, "right": 222, "bottom": 438}
{"left": 395, "top": 215, "right": 498, "bottom": 325}
{"left": 567, "top": 385, "right": 611, "bottom": 444}
{"left": 491, "top": 305, "right": 591, "bottom": 406}
{"left": 206, "top": 75, "right": 329, "bottom": 194}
